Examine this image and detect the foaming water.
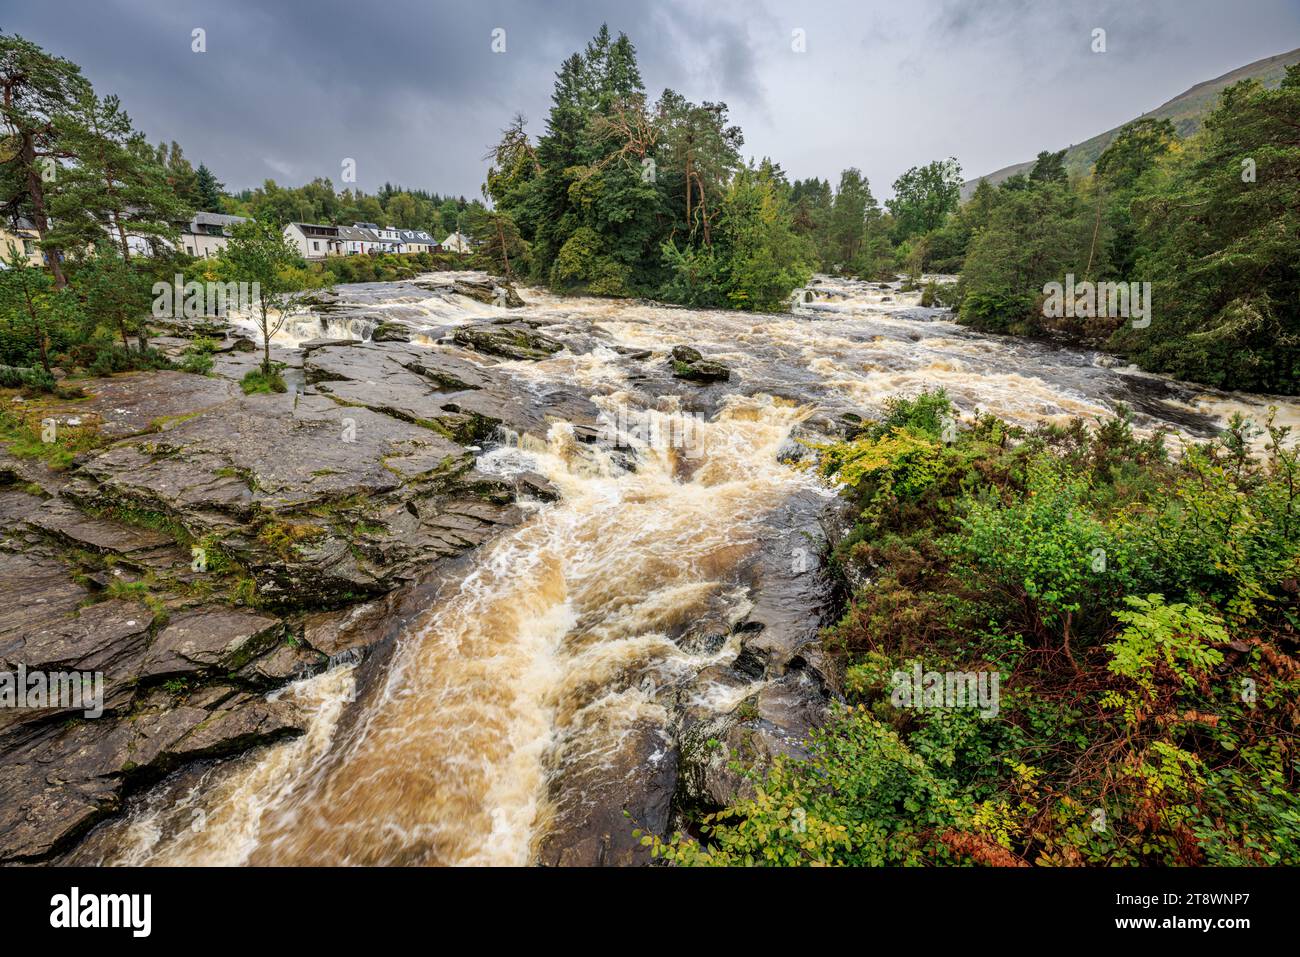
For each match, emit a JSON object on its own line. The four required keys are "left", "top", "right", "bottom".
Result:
{"left": 512, "top": 276, "right": 1300, "bottom": 446}
{"left": 95, "top": 393, "right": 816, "bottom": 865}
{"left": 225, "top": 273, "right": 504, "bottom": 348}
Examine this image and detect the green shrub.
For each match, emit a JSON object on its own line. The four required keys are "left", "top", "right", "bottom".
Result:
{"left": 178, "top": 336, "right": 218, "bottom": 375}
{"left": 0, "top": 364, "right": 56, "bottom": 392}
{"left": 654, "top": 706, "right": 971, "bottom": 866}
{"left": 70, "top": 343, "right": 174, "bottom": 378}
{"left": 920, "top": 280, "right": 959, "bottom": 309}
{"left": 950, "top": 457, "right": 1137, "bottom": 645}
{"left": 240, "top": 367, "right": 287, "bottom": 394}
{"left": 958, "top": 289, "right": 1037, "bottom": 334}
{"left": 877, "top": 388, "right": 953, "bottom": 438}
{"left": 1115, "top": 426, "right": 1300, "bottom": 624}
{"left": 816, "top": 428, "right": 943, "bottom": 500}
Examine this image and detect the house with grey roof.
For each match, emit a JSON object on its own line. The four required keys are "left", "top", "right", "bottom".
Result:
{"left": 441, "top": 231, "right": 473, "bottom": 254}
{"left": 399, "top": 229, "right": 439, "bottom": 253}
{"left": 177, "top": 212, "right": 247, "bottom": 258}
{"left": 337, "top": 224, "right": 387, "bottom": 256}
{"left": 284, "top": 222, "right": 343, "bottom": 259}
{"left": 339, "top": 223, "right": 432, "bottom": 255}
{"left": 0, "top": 217, "right": 43, "bottom": 268}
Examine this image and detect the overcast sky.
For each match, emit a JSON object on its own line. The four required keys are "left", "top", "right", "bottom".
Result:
{"left": 7, "top": 0, "right": 1299, "bottom": 199}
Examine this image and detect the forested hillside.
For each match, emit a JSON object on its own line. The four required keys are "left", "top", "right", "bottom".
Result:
{"left": 948, "top": 67, "right": 1300, "bottom": 393}
{"left": 963, "top": 45, "right": 1300, "bottom": 194}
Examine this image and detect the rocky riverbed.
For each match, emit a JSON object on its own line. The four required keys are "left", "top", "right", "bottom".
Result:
{"left": 0, "top": 278, "right": 598, "bottom": 862}
{"left": 4, "top": 271, "right": 1297, "bottom": 866}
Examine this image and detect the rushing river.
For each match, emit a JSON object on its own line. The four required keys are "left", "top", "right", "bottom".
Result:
{"left": 68, "top": 274, "right": 1300, "bottom": 865}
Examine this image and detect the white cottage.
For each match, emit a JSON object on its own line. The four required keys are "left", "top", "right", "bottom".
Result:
{"left": 352, "top": 223, "right": 402, "bottom": 253}
{"left": 0, "top": 217, "right": 44, "bottom": 267}
{"left": 176, "top": 212, "right": 247, "bottom": 258}
{"left": 399, "top": 229, "right": 438, "bottom": 254}
{"left": 441, "top": 231, "right": 473, "bottom": 254}
{"left": 337, "top": 224, "right": 382, "bottom": 255}
{"left": 284, "top": 222, "right": 342, "bottom": 259}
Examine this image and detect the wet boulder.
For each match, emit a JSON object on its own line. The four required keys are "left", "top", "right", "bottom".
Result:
{"left": 677, "top": 668, "right": 830, "bottom": 810}
{"left": 451, "top": 278, "right": 524, "bottom": 308}
{"left": 453, "top": 323, "right": 564, "bottom": 361}
{"left": 41, "top": 370, "right": 242, "bottom": 441}
{"left": 140, "top": 606, "right": 284, "bottom": 679}
{"left": 299, "top": 337, "right": 357, "bottom": 352}
{"left": 303, "top": 339, "right": 600, "bottom": 443}
{"left": 370, "top": 321, "right": 412, "bottom": 343}
{"left": 670, "top": 345, "right": 731, "bottom": 383}
{"left": 0, "top": 553, "right": 154, "bottom": 721}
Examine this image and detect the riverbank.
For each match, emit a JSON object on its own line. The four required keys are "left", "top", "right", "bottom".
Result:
{"left": 653, "top": 390, "right": 1300, "bottom": 865}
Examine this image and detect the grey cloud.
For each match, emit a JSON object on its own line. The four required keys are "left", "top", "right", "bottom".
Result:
{"left": 4, "top": 0, "right": 1297, "bottom": 200}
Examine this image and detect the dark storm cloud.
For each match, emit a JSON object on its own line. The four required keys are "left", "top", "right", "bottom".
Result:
{"left": 4, "top": 0, "right": 770, "bottom": 197}
{"left": 4, "top": 0, "right": 1298, "bottom": 200}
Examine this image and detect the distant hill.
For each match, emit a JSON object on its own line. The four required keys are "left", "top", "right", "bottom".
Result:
{"left": 961, "top": 46, "right": 1300, "bottom": 198}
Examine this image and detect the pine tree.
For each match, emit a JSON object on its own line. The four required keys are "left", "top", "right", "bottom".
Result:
{"left": 72, "top": 248, "right": 153, "bottom": 349}
{"left": 828, "top": 168, "right": 875, "bottom": 268}
{"left": 0, "top": 245, "right": 82, "bottom": 374}
{"left": 157, "top": 140, "right": 199, "bottom": 207}
{"left": 48, "top": 90, "right": 189, "bottom": 269}
{"left": 657, "top": 91, "right": 742, "bottom": 246}
{"left": 195, "top": 163, "right": 224, "bottom": 212}
{"left": 0, "top": 33, "right": 91, "bottom": 287}
{"left": 469, "top": 209, "right": 529, "bottom": 280}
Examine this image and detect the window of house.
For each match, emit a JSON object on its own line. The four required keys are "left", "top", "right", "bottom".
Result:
{"left": 313, "top": 241, "right": 320, "bottom": 251}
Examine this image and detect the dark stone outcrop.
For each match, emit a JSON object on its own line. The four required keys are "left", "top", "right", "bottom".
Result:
{"left": 66, "top": 392, "right": 520, "bottom": 608}
{"left": 0, "top": 552, "right": 153, "bottom": 722}
{"left": 673, "top": 487, "right": 845, "bottom": 813}
{"left": 535, "top": 720, "right": 678, "bottom": 866}
{"left": 0, "top": 478, "right": 322, "bottom": 862}
{"left": 671, "top": 345, "right": 731, "bottom": 383}
{"left": 453, "top": 277, "right": 525, "bottom": 308}
{"left": 370, "top": 321, "right": 411, "bottom": 343}
{"left": 454, "top": 324, "right": 563, "bottom": 361}
{"left": 44, "top": 370, "right": 241, "bottom": 440}
{"left": 0, "top": 686, "right": 301, "bottom": 862}
{"left": 304, "top": 339, "right": 600, "bottom": 444}
{"left": 140, "top": 607, "right": 284, "bottom": 679}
